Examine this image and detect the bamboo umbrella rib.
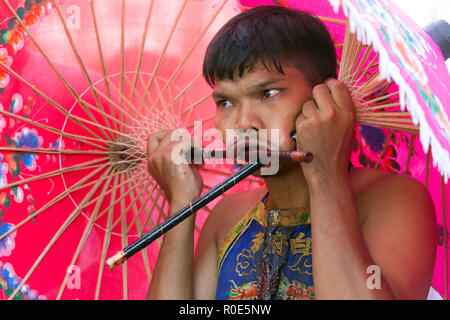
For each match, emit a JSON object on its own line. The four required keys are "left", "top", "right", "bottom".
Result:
{"left": 359, "top": 90, "right": 399, "bottom": 106}
{"left": 374, "top": 130, "right": 394, "bottom": 169}
{"left": 59, "top": 83, "right": 140, "bottom": 140}
{"left": 0, "top": 157, "right": 107, "bottom": 192}
{"left": 1, "top": 54, "right": 134, "bottom": 142}
{"left": 0, "top": 60, "right": 111, "bottom": 146}
{"left": 95, "top": 174, "right": 119, "bottom": 300}
{"left": 0, "top": 147, "right": 108, "bottom": 156}
{"left": 122, "top": 73, "right": 148, "bottom": 116}
{"left": 137, "top": 177, "right": 160, "bottom": 227}
{"left": 8, "top": 165, "right": 112, "bottom": 300}
{"left": 138, "top": 74, "right": 156, "bottom": 111}
{"left": 123, "top": 179, "right": 153, "bottom": 234}
{"left": 357, "top": 116, "right": 415, "bottom": 124}
{"left": 153, "top": 78, "right": 179, "bottom": 129}
{"left": 2, "top": 107, "right": 145, "bottom": 153}
{"left": 358, "top": 102, "right": 401, "bottom": 111}
{"left": 173, "top": 73, "right": 204, "bottom": 105}
{"left": 0, "top": 108, "right": 109, "bottom": 150}
{"left": 52, "top": 1, "right": 112, "bottom": 141}
{"left": 130, "top": 0, "right": 155, "bottom": 104}
{"left": 354, "top": 81, "right": 389, "bottom": 105}
{"left": 0, "top": 162, "right": 108, "bottom": 242}
{"left": 125, "top": 74, "right": 181, "bottom": 130}
{"left": 124, "top": 74, "right": 166, "bottom": 128}
{"left": 93, "top": 172, "right": 151, "bottom": 223}
{"left": 119, "top": 173, "right": 128, "bottom": 300}
{"left": 56, "top": 166, "right": 114, "bottom": 299}
{"left": 128, "top": 77, "right": 176, "bottom": 130}
{"left": 153, "top": 78, "right": 170, "bottom": 125}
{"left": 181, "top": 93, "right": 212, "bottom": 120}
{"left": 147, "top": 186, "right": 168, "bottom": 227}
{"left": 357, "top": 111, "right": 411, "bottom": 117}
{"left": 371, "top": 80, "right": 394, "bottom": 99}
{"left": 352, "top": 71, "right": 381, "bottom": 99}
{"left": 349, "top": 33, "right": 362, "bottom": 73}
{"left": 89, "top": 0, "right": 118, "bottom": 136}
{"left": 94, "top": 78, "right": 148, "bottom": 127}
{"left": 156, "top": 194, "right": 170, "bottom": 227}
{"left": 126, "top": 172, "right": 153, "bottom": 281}
{"left": 352, "top": 53, "right": 379, "bottom": 90}
{"left": 109, "top": 178, "right": 156, "bottom": 231}
{"left": 168, "top": 82, "right": 176, "bottom": 117}
{"left": 183, "top": 95, "right": 214, "bottom": 131}
{"left": 358, "top": 120, "right": 420, "bottom": 135}
{"left": 154, "top": 0, "right": 229, "bottom": 107}
{"left": 141, "top": 186, "right": 165, "bottom": 234}
{"left": 119, "top": 0, "right": 126, "bottom": 135}
{"left": 347, "top": 39, "right": 363, "bottom": 86}
{"left": 0, "top": 161, "right": 142, "bottom": 237}
{"left": 3, "top": 0, "right": 112, "bottom": 142}
{"left": 339, "top": 20, "right": 352, "bottom": 85}
{"left": 130, "top": 181, "right": 161, "bottom": 245}
{"left": 403, "top": 134, "right": 416, "bottom": 174}
{"left": 345, "top": 32, "right": 361, "bottom": 84}
{"left": 73, "top": 171, "right": 150, "bottom": 228}
{"left": 139, "top": 0, "right": 189, "bottom": 110}
{"left": 349, "top": 45, "right": 374, "bottom": 87}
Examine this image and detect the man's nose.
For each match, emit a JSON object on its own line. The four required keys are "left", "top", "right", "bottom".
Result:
{"left": 235, "top": 102, "right": 262, "bottom": 131}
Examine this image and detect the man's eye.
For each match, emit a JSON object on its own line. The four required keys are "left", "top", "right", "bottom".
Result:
{"left": 262, "top": 89, "right": 280, "bottom": 99}
{"left": 217, "top": 100, "right": 232, "bottom": 108}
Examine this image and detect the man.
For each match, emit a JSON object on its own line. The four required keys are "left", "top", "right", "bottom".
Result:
{"left": 146, "top": 5, "right": 436, "bottom": 300}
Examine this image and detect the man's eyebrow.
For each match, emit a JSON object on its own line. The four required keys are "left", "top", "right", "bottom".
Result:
{"left": 212, "top": 78, "right": 284, "bottom": 100}
{"left": 212, "top": 91, "right": 230, "bottom": 100}
{"left": 247, "top": 78, "right": 284, "bottom": 93}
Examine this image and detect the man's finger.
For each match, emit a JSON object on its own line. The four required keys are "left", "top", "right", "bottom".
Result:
{"left": 147, "top": 129, "right": 172, "bottom": 155}
{"left": 312, "top": 83, "right": 335, "bottom": 113}
{"left": 325, "top": 78, "right": 354, "bottom": 112}
{"left": 301, "top": 99, "right": 319, "bottom": 119}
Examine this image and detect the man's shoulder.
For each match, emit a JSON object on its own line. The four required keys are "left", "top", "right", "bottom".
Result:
{"left": 203, "top": 187, "right": 267, "bottom": 245}
{"left": 351, "top": 166, "right": 434, "bottom": 226}
{"left": 350, "top": 166, "right": 429, "bottom": 196}
{"left": 351, "top": 166, "right": 429, "bottom": 199}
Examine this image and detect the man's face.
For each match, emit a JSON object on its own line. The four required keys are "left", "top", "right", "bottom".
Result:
{"left": 212, "top": 62, "right": 313, "bottom": 175}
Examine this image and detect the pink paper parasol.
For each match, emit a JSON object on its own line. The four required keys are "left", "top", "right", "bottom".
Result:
{"left": 0, "top": 0, "right": 448, "bottom": 300}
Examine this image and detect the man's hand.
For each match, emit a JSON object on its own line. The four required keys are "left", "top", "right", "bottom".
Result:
{"left": 295, "top": 78, "right": 356, "bottom": 183}
{"left": 147, "top": 130, "right": 204, "bottom": 211}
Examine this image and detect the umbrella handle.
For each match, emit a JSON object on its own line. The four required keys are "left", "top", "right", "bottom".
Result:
{"left": 106, "top": 131, "right": 309, "bottom": 270}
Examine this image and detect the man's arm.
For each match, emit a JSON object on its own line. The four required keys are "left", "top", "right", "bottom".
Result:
{"left": 145, "top": 130, "right": 204, "bottom": 300}
{"left": 361, "top": 174, "right": 437, "bottom": 299}
{"left": 146, "top": 203, "right": 196, "bottom": 300}
{"left": 295, "top": 79, "right": 436, "bottom": 299}
{"left": 147, "top": 195, "right": 221, "bottom": 300}
{"left": 308, "top": 171, "right": 436, "bottom": 299}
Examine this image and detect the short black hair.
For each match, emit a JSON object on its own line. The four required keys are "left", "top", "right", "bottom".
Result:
{"left": 202, "top": 5, "right": 337, "bottom": 87}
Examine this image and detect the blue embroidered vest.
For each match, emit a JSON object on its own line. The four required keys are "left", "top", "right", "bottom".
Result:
{"left": 215, "top": 194, "right": 314, "bottom": 300}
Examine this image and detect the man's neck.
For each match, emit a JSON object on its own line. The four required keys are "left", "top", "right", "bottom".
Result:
{"left": 262, "top": 163, "right": 310, "bottom": 209}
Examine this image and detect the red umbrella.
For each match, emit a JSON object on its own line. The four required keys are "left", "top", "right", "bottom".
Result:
{"left": 0, "top": 0, "right": 448, "bottom": 300}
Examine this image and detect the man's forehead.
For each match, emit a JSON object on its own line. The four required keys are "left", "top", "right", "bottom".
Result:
{"left": 212, "top": 63, "right": 304, "bottom": 95}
